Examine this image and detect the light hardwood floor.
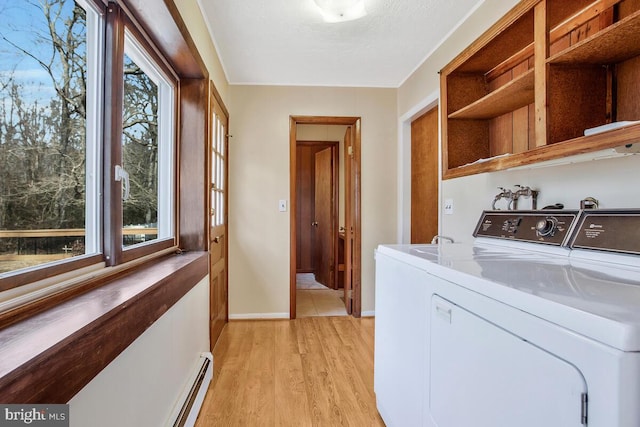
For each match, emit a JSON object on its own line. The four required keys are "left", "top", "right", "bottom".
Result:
{"left": 195, "top": 317, "right": 385, "bottom": 426}
{"left": 297, "top": 289, "right": 348, "bottom": 317}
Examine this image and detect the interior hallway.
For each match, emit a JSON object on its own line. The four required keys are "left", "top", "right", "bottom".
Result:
{"left": 194, "top": 317, "right": 384, "bottom": 426}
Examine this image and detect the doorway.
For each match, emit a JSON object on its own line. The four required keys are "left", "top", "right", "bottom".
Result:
{"left": 295, "top": 140, "right": 342, "bottom": 317}
{"left": 289, "top": 116, "right": 362, "bottom": 319}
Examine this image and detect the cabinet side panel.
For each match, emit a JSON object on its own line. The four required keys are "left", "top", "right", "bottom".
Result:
{"left": 616, "top": 56, "right": 640, "bottom": 121}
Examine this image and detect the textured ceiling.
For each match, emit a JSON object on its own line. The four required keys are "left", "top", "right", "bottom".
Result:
{"left": 197, "top": 0, "right": 485, "bottom": 88}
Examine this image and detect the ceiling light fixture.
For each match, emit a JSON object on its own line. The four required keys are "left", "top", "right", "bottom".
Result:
{"left": 313, "top": 0, "right": 367, "bottom": 23}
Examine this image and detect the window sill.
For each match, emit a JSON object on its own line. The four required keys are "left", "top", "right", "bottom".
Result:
{"left": 0, "top": 251, "right": 208, "bottom": 403}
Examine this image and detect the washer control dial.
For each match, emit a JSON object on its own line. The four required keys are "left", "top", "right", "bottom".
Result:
{"left": 535, "top": 216, "right": 558, "bottom": 237}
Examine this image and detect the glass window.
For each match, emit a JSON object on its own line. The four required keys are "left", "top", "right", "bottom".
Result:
{"left": 211, "top": 111, "right": 226, "bottom": 227}
{"left": 0, "top": 0, "right": 179, "bottom": 291}
{"left": 122, "top": 31, "right": 175, "bottom": 251}
{"left": 0, "top": 0, "right": 102, "bottom": 275}
{"left": 121, "top": 30, "right": 175, "bottom": 249}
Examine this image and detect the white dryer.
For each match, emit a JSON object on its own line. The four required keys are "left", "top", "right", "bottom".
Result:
{"left": 375, "top": 209, "right": 640, "bottom": 427}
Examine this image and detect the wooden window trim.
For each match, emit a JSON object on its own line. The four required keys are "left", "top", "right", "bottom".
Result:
{"left": 0, "top": 254, "right": 105, "bottom": 293}
{"left": 0, "top": 0, "right": 207, "bottom": 288}
{"left": 0, "top": 0, "right": 210, "bottom": 402}
{"left": 0, "top": 251, "right": 208, "bottom": 403}
{"left": 105, "top": 3, "right": 180, "bottom": 266}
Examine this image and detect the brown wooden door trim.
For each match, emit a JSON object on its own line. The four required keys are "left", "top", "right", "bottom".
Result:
{"left": 289, "top": 116, "right": 362, "bottom": 319}
{"left": 343, "top": 127, "right": 352, "bottom": 314}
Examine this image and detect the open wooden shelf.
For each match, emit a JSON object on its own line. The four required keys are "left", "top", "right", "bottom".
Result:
{"left": 448, "top": 69, "right": 535, "bottom": 120}
{"left": 442, "top": 0, "right": 640, "bottom": 179}
{"left": 443, "top": 122, "right": 640, "bottom": 179}
{"left": 548, "top": 9, "right": 640, "bottom": 64}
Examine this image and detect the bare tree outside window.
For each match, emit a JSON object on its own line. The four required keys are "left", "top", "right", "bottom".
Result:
{"left": 122, "top": 53, "right": 159, "bottom": 246}
{"left": 0, "top": 0, "right": 162, "bottom": 273}
{"left": 0, "top": 0, "right": 88, "bottom": 273}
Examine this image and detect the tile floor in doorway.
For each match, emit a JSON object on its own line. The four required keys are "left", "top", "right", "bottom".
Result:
{"left": 296, "top": 273, "right": 347, "bottom": 317}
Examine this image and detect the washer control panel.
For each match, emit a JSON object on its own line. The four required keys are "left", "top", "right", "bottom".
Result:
{"left": 570, "top": 210, "right": 640, "bottom": 255}
{"left": 473, "top": 210, "right": 579, "bottom": 246}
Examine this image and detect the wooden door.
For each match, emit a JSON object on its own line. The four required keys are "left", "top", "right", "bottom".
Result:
{"left": 411, "top": 107, "right": 439, "bottom": 243}
{"left": 209, "top": 83, "right": 228, "bottom": 349}
{"left": 296, "top": 143, "right": 331, "bottom": 273}
{"left": 313, "top": 147, "right": 334, "bottom": 288}
{"left": 343, "top": 127, "right": 353, "bottom": 314}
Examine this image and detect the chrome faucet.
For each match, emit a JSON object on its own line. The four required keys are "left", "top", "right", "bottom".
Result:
{"left": 492, "top": 187, "right": 514, "bottom": 210}
{"left": 431, "top": 235, "right": 455, "bottom": 244}
{"left": 513, "top": 185, "right": 538, "bottom": 210}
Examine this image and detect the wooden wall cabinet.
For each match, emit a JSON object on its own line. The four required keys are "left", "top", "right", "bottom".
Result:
{"left": 441, "top": 0, "right": 640, "bottom": 179}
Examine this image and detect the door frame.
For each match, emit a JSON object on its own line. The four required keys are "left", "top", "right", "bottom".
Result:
{"left": 289, "top": 116, "right": 362, "bottom": 318}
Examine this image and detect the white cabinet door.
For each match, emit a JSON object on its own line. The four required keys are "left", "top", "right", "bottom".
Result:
{"left": 375, "top": 252, "right": 431, "bottom": 427}
{"left": 430, "top": 295, "right": 587, "bottom": 427}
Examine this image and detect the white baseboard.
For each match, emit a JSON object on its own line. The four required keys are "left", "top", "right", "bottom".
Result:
{"left": 229, "top": 312, "right": 289, "bottom": 320}
{"left": 361, "top": 310, "right": 375, "bottom": 317}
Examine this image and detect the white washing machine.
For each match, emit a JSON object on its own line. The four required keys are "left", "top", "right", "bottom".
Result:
{"left": 374, "top": 209, "right": 640, "bottom": 427}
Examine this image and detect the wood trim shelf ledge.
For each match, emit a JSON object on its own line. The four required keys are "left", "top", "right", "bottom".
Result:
{"left": 443, "top": 122, "right": 640, "bottom": 179}
{"left": 0, "top": 251, "right": 208, "bottom": 403}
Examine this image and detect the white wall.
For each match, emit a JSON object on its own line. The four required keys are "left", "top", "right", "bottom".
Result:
{"left": 69, "top": 277, "right": 210, "bottom": 427}
{"left": 441, "top": 155, "right": 640, "bottom": 243}
{"left": 398, "top": 0, "right": 640, "bottom": 244}
{"left": 228, "top": 85, "right": 397, "bottom": 317}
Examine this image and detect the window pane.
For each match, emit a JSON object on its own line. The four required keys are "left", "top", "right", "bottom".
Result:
{"left": 0, "top": 0, "right": 95, "bottom": 274}
{"left": 122, "top": 31, "right": 175, "bottom": 249}
{"left": 209, "top": 107, "right": 225, "bottom": 228}
{"left": 122, "top": 52, "right": 159, "bottom": 247}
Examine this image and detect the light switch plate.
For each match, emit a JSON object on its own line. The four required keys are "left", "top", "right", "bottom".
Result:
{"left": 279, "top": 199, "right": 287, "bottom": 212}
{"left": 444, "top": 199, "right": 454, "bottom": 215}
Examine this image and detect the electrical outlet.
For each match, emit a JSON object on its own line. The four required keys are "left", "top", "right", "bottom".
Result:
{"left": 444, "top": 199, "right": 454, "bottom": 215}
{"left": 279, "top": 199, "right": 287, "bottom": 212}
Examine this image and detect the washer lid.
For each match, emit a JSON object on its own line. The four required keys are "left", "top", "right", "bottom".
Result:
{"left": 377, "top": 243, "right": 640, "bottom": 352}
{"left": 446, "top": 255, "right": 640, "bottom": 351}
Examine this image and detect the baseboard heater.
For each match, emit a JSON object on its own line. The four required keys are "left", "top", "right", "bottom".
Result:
{"left": 172, "top": 352, "right": 213, "bottom": 427}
